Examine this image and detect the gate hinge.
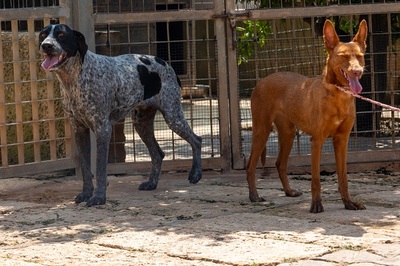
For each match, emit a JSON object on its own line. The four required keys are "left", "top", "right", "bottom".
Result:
{"left": 212, "top": 11, "right": 251, "bottom": 20}
{"left": 213, "top": 11, "right": 251, "bottom": 50}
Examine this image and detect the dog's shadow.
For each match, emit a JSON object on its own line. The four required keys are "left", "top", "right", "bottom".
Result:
{"left": 1, "top": 171, "right": 397, "bottom": 251}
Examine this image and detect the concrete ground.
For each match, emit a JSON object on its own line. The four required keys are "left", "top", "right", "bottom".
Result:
{"left": 0, "top": 169, "right": 399, "bottom": 265}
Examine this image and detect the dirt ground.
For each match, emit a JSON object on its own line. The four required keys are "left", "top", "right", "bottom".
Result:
{"left": 1, "top": 168, "right": 399, "bottom": 265}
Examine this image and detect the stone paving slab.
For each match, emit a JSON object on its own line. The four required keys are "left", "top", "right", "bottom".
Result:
{"left": 0, "top": 170, "right": 399, "bottom": 265}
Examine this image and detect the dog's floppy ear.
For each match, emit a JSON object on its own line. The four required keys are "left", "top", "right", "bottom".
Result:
{"left": 73, "top": 30, "right": 88, "bottom": 61}
{"left": 352, "top": 20, "right": 368, "bottom": 52}
{"left": 323, "top": 19, "right": 340, "bottom": 53}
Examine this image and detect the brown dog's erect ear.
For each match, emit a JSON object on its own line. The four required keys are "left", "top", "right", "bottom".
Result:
{"left": 73, "top": 30, "right": 88, "bottom": 61}
{"left": 323, "top": 19, "right": 340, "bottom": 53}
{"left": 352, "top": 19, "right": 368, "bottom": 52}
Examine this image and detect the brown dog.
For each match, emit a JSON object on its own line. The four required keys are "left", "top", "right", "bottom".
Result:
{"left": 246, "top": 19, "right": 368, "bottom": 213}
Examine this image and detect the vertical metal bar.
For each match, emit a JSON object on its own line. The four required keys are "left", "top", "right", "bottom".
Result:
{"left": 187, "top": 20, "right": 194, "bottom": 130}
{"left": 211, "top": 0, "right": 231, "bottom": 169}
{"left": 387, "top": 13, "right": 396, "bottom": 147}
{"left": 71, "top": 0, "right": 96, "bottom": 172}
{"left": 12, "top": 20, "right": 25, "bottom": 164}
{"left": 0, "top": 22, "right": 8, "bottom": 166}
{"left": 60, "top": 0, "right": 72, "bottom": 26}
{"left": 273, "top": 19, "right": 278, "bottom": 72}
{"left": 165, "top": 21, "right": 176, "bottom": 160}
{"left": 206, "top": 20, "right": 215, "bottom": 157}
{"left": 254, "top": 20, "right": 259, "bottom": 82}
{"left": 147, "top": 22, "right": 151, "bottom": 54}
{"left": 367, "top": 14, "right": 377, "bottom": 145}
{"left": 28, "top": 19, "right": 41, "bottom": 162}
{"left": 224, "top": 0, "right": 240, "bottom": 169}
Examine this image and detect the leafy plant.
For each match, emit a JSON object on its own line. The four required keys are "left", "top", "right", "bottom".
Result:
{"left": 236, "top": 20, "right": 272, "bottom": 65}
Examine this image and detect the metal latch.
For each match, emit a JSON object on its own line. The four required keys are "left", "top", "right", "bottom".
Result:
{"left": 213, "top": 11, "right": 251, "bottom": 49}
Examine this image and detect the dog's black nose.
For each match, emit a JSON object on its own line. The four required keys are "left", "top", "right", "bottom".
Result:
{"left": 41, "top": 43, "right": 53, "bottom": 53}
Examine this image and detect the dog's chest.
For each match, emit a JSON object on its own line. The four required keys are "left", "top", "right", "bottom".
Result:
{"left": 60, "top": 84, "right": 103, "bottom": 127}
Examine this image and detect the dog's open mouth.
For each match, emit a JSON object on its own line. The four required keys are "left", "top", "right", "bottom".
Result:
{"left": 339, "top": 68, "right": 363, "bottom": 94}
{"left": 41, "top": 52, "right": 68, "bottom": 71}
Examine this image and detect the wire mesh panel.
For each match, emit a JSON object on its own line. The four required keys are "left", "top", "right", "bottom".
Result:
{"left": 94, "top": 19, "right": 221, "bottom": 164}
{"left": 0, "top": 0, "right": 59, "bottom": 8}
{"left": 237, "top": 14, "right": 400, "bottom": 162}
{"left": 0, "top": 2, "right": 75, "bottom": 177}
{"left": 0, "top": 17, "right": 70, "bottom": 165}
{"left": 93, "top": 0, "right": 214, "bottom": 12}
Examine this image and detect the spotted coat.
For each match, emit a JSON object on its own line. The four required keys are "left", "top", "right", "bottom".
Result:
{"left": 39, "top": 24, "right": 202, "bottom": 206}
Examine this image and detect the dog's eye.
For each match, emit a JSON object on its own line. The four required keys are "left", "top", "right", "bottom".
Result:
{"left": 58, "top": 32, "right": 64, "bottom": 38}
{"left": 340, "top": 54, "right": 350, "bottom": 59}
{"left": 40, "top": 33, "right": 47, "bottom": 38}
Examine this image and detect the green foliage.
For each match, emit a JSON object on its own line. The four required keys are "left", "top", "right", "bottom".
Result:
{"left": 338, "top": 18, "right": 359, "bottom": 34}
{"left": 235, "top": 0, "right": 400, "bottom": 64}
{"left": 236, "top": 20, "right": 272, "bottom": 65}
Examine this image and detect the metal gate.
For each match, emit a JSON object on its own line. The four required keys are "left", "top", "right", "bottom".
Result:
{"left": 0, "top": 0, "right": 232, "bottom": 178}
{"left": 228, "top": 1, "right": 400, "bottom": 170}
{"left": 1, "top": 1, "right": 399, "bottom": 179}
{"left": 0, "top": 1, "right": 75, "bottom": 178}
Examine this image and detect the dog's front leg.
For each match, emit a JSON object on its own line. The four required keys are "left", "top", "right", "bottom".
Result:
{"left": 85, "top": 126, "right": 112, "bottom": 207}
{"left": 74, "top": 126, "right": 94, "bottom": 204}
{"left": 246, "top": 140, "right": 268, "bottom": 202}
{"left": 309, "top": 137, "right": 324, "bottom": 213}
{"left": 333, "top": 134, "right": 366, "bottom": 210}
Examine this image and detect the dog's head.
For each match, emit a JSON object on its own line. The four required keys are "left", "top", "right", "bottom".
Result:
{"left": 323, "top": 19, "right": 367, "bottom": 94}
{"left": 39, "top": 24, "right": 88, "bottom": 71}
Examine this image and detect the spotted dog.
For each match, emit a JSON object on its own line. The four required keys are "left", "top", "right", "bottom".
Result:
{"left": 39, "top": 24, "right": 202, "bottom": 206}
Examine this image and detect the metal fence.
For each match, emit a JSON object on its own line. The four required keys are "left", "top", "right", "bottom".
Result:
{"left": 230, "top": 1, "right": 400, "bottom": 170}
{"left": 91, "top": 0, "right": 231, "bottom": 175}
{"left": 0, "top": 0, "right": 231, "bottom": 178}
{"left": 0, "top": 2, "right": 73, "bottom": 178}
{"left": 0, "top": 0, "right": 399, "bottom": 178}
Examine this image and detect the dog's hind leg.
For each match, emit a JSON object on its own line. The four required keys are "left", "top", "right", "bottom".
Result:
{"left": 274, "top": 115, "right": 302, "bottom": 197}
{"left": 133, "top": 107, "right": 165, "bottom": 190}
{"left": 74, "top": 125, "right": 95, "bottom": 204}
{"left": 162, "top": 109, "right": 202, "bottom": 184}
{"left": 141, "top": 90, "right": 201, "bottom": 184}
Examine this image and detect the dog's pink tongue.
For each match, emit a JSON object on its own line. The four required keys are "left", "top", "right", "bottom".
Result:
{"left": 348, "top": 76, "right": 363, "bottom": 94}
{"left": 41, "top": 55, "right": 58, "bottom": 71}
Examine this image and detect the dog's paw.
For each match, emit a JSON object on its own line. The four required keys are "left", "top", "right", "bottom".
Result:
{"left": 344, "top": 200, "right": 366, "bottom": 210}
{"left": 75, "top": 192, "right": 92, "bottom": 204}
{"left": 138, "top": 181, "right": 157, "bottom": 190}
{"left": 188, "top": 168, "right": 202, "bottom": 184}
{"left": 310, "top": 200, "right": 324, "bottom": 213}
{"left": 249, "top": 194, "right": 266, "bottom": 202}
{"left": 86, "top": 196, "right": 106, "bottom": 207}
{"left": 285, "top": 189, "right": 303, "bottom": 197}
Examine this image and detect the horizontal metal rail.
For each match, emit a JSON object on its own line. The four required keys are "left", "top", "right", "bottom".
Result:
{"left": 94, "top": 9, "right": 216, "bottom": 24}
{"left": 245, "top": 3, "right": 400, "bottom": 21}
{"left": 0, "top": 6, "right": 69, "bottom": 20}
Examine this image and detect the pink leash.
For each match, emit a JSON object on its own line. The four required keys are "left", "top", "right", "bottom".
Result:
{"left": 336, "top": 85, "right": 400, "bottom": 112}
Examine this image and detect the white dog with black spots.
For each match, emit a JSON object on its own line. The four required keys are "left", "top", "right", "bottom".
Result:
{"left": 39, "top": 24, "right": 202, "bottom": 206}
